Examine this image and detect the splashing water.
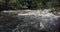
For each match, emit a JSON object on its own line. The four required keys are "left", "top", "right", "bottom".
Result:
{"left": 3, "top": 9, "right": 60, "bottom": 32}
{"left": 11, "top": 9, "right": 60, "bottom": 32}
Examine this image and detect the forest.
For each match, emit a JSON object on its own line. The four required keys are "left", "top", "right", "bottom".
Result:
{"left": 0, "top": 0, "right": 60, "bottom": 10}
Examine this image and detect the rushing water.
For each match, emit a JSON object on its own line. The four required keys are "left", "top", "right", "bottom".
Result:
{"left": 13, "top": 16, "right": 60, "bottom": 32}
{"left": 10, "top": 9, "right": 60, "bottom": 32}
{"left": 2, "top": 9, "right": 60, "bottom": 32}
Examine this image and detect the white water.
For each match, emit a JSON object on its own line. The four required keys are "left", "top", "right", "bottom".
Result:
{"left": 2, "top": 9, "right": 60, "bottom": 32}
{"left": 18, "top": 9, "right": 54, "bottom": 16}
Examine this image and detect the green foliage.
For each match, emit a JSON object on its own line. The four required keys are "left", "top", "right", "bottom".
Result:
{"left": 16, "top": 0, "right": 46, "bottom": 9}
{"left": 0, "top": 0, "right": 59, "bottom": 10}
